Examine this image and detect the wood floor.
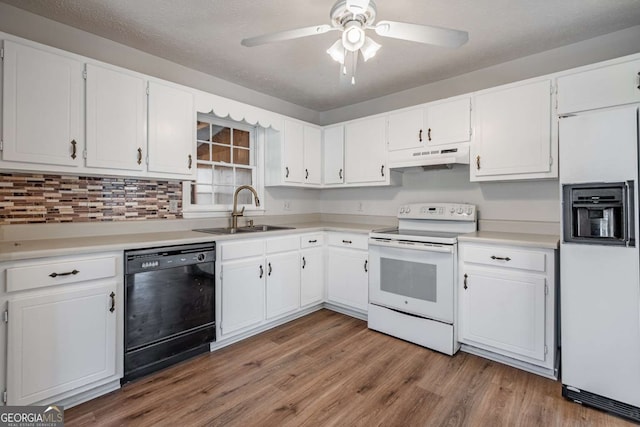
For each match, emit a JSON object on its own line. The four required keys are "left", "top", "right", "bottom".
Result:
{"left": 66, "top": 309, "right": 634, "bottom": 426}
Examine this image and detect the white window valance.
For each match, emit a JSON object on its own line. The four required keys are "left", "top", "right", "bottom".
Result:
{"left": 194, "top": 90, "right": 283, "bottom": 131}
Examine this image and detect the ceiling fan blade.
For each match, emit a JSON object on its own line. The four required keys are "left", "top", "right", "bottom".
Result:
{"left": 374, "top": 20, "right": 468, "bottom": 48}
{"left": 241, "top": 24, "right": 335, "bottom": 47}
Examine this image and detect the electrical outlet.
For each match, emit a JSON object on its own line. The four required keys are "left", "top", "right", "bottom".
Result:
{"left": 357, "top": 201, "right": 363, "bottom": 212}
{"left": 283, "top": 201, "right": 291, "bottom": 211}
{"left": 168, "top": 200, "right": 179, "bottom": 213}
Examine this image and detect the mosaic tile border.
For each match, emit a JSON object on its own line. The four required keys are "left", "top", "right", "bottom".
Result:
{"left": 0, "top": 173, "right": 182, "bottom": 224}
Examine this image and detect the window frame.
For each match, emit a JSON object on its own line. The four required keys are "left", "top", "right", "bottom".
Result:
{"left": 182, "top": 114, "right": 265, "bottom": 218}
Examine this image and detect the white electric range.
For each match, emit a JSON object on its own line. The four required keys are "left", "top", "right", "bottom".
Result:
{"left": 368, "top": 202, "right": 477, "bottom": 355}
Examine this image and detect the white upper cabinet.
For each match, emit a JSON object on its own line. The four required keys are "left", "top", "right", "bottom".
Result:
{"left": 557, "top": 58, "right": 640, "bottom": 114}
{"left": 322, "top": 125, "right": 345, "bottom": 185}
{"left": 2, "top": 40, "right": 83, "bottom": 167}
{"left": 425, "top": 97, "right": 471, "bottom": 146}
{"left": 85, "top": 64, "right": 146, "bottom": 171}
{"left": 283, "top": 120, "right": 305, "bottom": 183}
{"left": 471, "top": 79, "right": 556, "bottom": 181}
{"left": 303, "top": 125, "right": 322, "bottom": 185}
{"left": 147, "top": 81, "right": 195, "bottom": 177}
{"left": 345, "top": 116, "right": 388, "bottom": 184}
{"left": 265, "top": 119, "right": 322, "bottom": 187}
{"left": 387, "top": 108, "right": 425, "bottom": 152}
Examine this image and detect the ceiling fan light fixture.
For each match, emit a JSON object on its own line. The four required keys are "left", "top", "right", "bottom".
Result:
{"left": 342, "top": 23, "right": 365, "bottom": 51}
{"left": 327, "top": 39, "right": 345, "bottom": 64}
{"left": 360, "top": 36, "right": 381, "bottom": 61}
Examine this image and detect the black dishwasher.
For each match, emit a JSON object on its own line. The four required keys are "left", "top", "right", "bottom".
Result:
{"left": 123, "top": 242, "right": 215, "bottom": 383}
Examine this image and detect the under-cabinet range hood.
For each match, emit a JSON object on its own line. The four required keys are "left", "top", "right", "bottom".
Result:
{"left": 388, "top": 144, "right": 470, "bottom": 171}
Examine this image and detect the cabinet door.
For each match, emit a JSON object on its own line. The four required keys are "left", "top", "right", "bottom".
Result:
{"left": 2, "top": 40, "right": 83, "bottom": 167}
{"left": 557, "top": 59, "right": 640, "bottom": 114}
{"left": 460, "top": 268, "right": 546, "bottom": 361}
{"left": 327, "top": 248, "right": 368, "bottom": 312}
{"left": 266, "top": 252, "right": 300, "bottom": 319}
{"left": 471, "top": 80, "right": 552, "bottom": 180}
{"left": 283, "top": 120, "right": 304, "bottom": 183}
{"left": 220, "top": 258, "right": 265, "bottom": 335}
{"left": 86, "top": 64, "right": 146, "bottom": 171}
{"left": 7, "top": 282, "right": 117, "bottom": 406}
{"left": 425, "top": 97, "right": 471, "bottom": 146}
{"left": 148, "top": 81, "right": 195, "bottom": 177}
{"left": 387, "top": 108, "right": 424, "bottom": 151}
{"left": 323, "top": 125, "right": 344, "bottom": 185}
{"left": 301, "top": 247, "right": 324, "bottom": 307}
{"left": 345, "top": 117, "right": 387, "bottom": 184}
{"left": 303, "top": 126, "right": 322, "bottom": 185}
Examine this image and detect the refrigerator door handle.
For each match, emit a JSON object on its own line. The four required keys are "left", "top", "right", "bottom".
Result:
{"left": 626, "top": 180, "right": 635, "bottom": 247}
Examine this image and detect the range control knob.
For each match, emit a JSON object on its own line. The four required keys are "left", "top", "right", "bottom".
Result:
{"left": 466, "top": 207, "right": 473, "bottom": 215}
{"left": 457, "top": 207, "right": 463, "bottom": 214}
{"left": 197, "top": 253, "right": 206, "bottom": 262}
{"left": 450, "top": 207, "right": 455, "bottom": 213}
{"left": 406, "top": 207, "right": 411, "bottom": 214}
{"left": 400, "top": 207, "right": 406, "bottom": 214}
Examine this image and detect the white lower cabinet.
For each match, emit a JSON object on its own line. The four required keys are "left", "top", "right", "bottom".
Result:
{"left": 1, "top": 252, "right": 123, "bottom": 406}
{"left": 265, "top": 251, "right": 300, "bottom": 319}
{"left": 300, "top": 247, "right": 324, "bottom": 307}
{"left": 458, "top": 241, "right": 557, "bottom": 378}
{"left": 220, "top": 257, "right": 265, "bottom": 335}
{"left": 326, "top": 233, "right": 369, "bottom": 314}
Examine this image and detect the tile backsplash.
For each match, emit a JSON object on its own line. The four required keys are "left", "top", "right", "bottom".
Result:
{"left": 0, "top": 173, "right": 182, "bottom": 224}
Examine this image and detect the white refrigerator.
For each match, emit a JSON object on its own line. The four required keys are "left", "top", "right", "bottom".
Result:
{"left": 559, "top": 105, "right": 640, "bottom": 422}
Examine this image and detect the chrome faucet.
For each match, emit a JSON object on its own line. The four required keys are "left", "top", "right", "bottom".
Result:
{"left": 231, "top": 185, "right": 260, "bottom": 229}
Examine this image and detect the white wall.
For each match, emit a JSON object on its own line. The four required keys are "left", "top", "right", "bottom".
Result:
{"left": 264, "top": 187, "right": 322, "bottom": 215}
{"left": 320, "top": 167, "right": 559, "bottom": 225}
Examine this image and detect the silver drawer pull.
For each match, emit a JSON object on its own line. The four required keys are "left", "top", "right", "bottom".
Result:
{"left": 342, "top": 240, "right": 352, "bottom": 244}
{"left": 308, "top": 239, "right": 318, "bottom": 243}
{"left": 109, "top": 292, "right": 116, "bottom": 313}
{"left": 491, "top": 256, "right": 511, "bottom": 261}
{"left": 49, "top": 269, "right": 79, "bottom": 278}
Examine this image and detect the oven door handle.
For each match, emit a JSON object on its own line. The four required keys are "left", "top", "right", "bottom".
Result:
{"left": 368, "top": 238, "right": 454, "bottom": 253}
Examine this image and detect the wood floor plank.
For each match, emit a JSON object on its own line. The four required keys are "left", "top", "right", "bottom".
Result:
{"left": 65, "top": 310, "right": 637, "bottom": 427}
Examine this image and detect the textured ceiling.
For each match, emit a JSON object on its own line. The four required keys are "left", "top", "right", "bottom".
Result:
{"left": 2, "top": 0, "right": 640, "bottom": 111}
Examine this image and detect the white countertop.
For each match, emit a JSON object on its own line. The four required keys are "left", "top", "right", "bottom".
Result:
{"left": 0, "top": 222, "right": 381, "bottom": 262}
{"left": 458, "top": 231, "right": 560, "bottom": 249}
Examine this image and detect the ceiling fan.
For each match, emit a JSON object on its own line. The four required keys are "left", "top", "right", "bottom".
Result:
{"left": 241, "top": 0, "right": 469, "bottom": 85}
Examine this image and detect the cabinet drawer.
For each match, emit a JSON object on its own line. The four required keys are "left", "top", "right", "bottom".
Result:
{"left": 327, "top": 232, "right": 368, "bottom": 250}
{"left": 6, "top": 256, "right": 117, "bottom": 292}
{"left": 301, "top": 234, "right": 324, "bottom": 248}
{"left": 220, "top": 240, "right": 264, "bottom": 261}
{"left": 464, "top": 245, "right": 546, "bottom": 272}
{"left": 266, "top": 236, "right": 299, "bottom": 253}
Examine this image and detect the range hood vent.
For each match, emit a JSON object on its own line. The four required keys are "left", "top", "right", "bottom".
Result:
{"left": 388, "top": 144, "right": 470, "bottom": 171}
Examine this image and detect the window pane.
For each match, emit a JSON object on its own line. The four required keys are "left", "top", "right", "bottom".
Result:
{"left": 234, "top": 129, "right": 250, "bottom": 148}
{"left": 236, "top": 168, "right": 253, "bottom": 186}
{"left": 234, "top": 148, "right": 250, "bottom": 165}
{"left": 197, "top": 164, "right": 212, "bottom": 184}
{"left": 197, "top": 142, "right": 210, "bottom": 161}
{"left": 214, "top": 185, "right": 234, "bottom": 205}
{"left": 192, "top": 184, "right": 213, "bottom": 205}
{"left": 197, "top": 121, "right": 210, "bottom": 141}
{"left": 212, "top": 126, "right": 231, "bottom": 145}
{"left": 213, "top": 166, "right": 234, "bottom": 185}
{"left": 212, "top": 144, "right": 231, "bottom": 163}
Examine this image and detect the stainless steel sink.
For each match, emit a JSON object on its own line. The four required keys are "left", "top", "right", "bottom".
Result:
{"left": 193, "top": 225, "right": 295, "bottom": 235}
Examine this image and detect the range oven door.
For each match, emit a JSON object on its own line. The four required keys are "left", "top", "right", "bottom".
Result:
{"left": 369, "top": 238, "right": 455, "bottom": 323}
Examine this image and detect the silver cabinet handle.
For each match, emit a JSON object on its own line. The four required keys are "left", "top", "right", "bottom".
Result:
{"left": 419, "top": 129, "right": 422, "bottom": 142}
{"left": 491, "top": 256, "right": 511, "bottom": 261}
{"left": 342, "top": 239, "right": 352, "bottom": 244}
{"left": 268, "top": 262, "right": 272, "bottom": 276}
{"left": 302, "top": 257, "right": 306, "bottom": 269}
{"left": 137, "top": 147, "right": 143, "bottom": 165}
{"left": 380, "top": 165, "right": 385, "bottom": 177}
{"left": 637, "top": 71, "right": 640, "bottom": 90}
{"left": 364, "top": 259, "right": 368, "bottom": 273}
{"left": 49, "top": 269, "right": 79, "bottom": 278}
{"left": 305, "top": 169, "right": 309, "bottom": 179}
{"left": 428, "top": 128, "right": 432, "bottom": 141}
{"left": 308, "top": 239, "right": 317, "bottom": 243}
{"left": 188, "top": 154, "right": 193, "bottom": 169}
{"left": 109, "top": 292, "right": 116, "bottom": 313}
{"left": 285, "top": 167, "right": 289, "bottom": 178}
{"left": 463, "top": 273, "right": 468, "bottom": 290}
{"left": 259, "top": 265, "right": 263, "bottom": 278}
{"left": 339, "top": 168, "right": 343, "bottom": 180}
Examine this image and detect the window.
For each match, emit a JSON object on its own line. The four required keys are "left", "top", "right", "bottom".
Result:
{"left": 183, "top": 114, "right": 262, "bottom": 216}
